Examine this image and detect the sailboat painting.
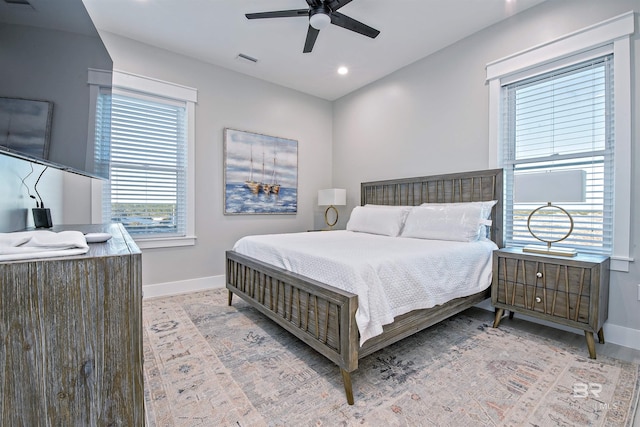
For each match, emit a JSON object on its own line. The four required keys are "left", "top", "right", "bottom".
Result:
{"left": 223, "top": 128, "right": 298, "bottom": 214}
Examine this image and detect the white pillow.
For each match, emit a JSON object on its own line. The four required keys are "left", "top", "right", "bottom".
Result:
{"left": 400, "top": 201, "right": 497, "bottom": 242}
{"left": 346, "top": 205, "right": 411, "bottom": 237}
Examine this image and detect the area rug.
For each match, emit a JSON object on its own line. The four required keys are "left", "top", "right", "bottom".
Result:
{"left": 143, "top": 289, "right": 639, "bottom": 426}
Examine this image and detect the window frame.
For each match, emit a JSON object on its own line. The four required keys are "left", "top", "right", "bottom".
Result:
{"left": 92, "top": 70, "right": 197, "bottom": 249}
{"left": 503, "top": 54, "right": 614, "bottom": 255}
{"left": 486, "top": 11, "right": 634, "bottom": 272}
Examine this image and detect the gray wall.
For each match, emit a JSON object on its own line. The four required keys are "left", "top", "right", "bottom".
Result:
{"left": 332, "top": 0, "right": 640, "bottom": 333}
{"left": 0, "top": 30, "right": 333, "bottom": 285}
{"left": 0, "top": 155, "right": 64, "bottom": 231}
{"left": 86, "top": 33, "right": 334, "bottom": 286}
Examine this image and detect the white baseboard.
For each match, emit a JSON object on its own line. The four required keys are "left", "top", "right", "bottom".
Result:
{"left": 143, "top": 275, "right": 225, "bottom": 299}
{"left": 604, "top": 322, "right": 640, "bottom": 351}
{"left": 475, "top": 300, "right": 640, "bottom": 351}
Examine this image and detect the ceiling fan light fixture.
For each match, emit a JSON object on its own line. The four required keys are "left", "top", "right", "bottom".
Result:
{"left": 309, "top": 7, "right": 331, "bottom": 30}
{"left": 246, "top": 0, "right": 379, "bottom": 53}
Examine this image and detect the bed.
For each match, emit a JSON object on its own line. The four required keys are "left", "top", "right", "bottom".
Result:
{"left": 226, "top": 168, "right": 503, "bottom": 405}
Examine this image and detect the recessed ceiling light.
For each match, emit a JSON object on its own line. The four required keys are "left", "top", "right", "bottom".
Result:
{"left": 337, "top": 66, "right": 349, "bottom": 75}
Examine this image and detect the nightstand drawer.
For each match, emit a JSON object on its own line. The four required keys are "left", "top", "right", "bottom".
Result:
{"left": 494, "top": 257, "right": 592, "bottom": 323}
{"left": 496, "top": 281, "right": 590, "bottom": 322}
{"left": 491, "top": 247, "right": 609, "bottom": 359}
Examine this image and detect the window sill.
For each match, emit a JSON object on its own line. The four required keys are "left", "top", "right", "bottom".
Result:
{"left": 133, "top": 235, "right": 197, "bottom": 249}
{"left": 610, "top": 256, "right": 633, "bottom": 273}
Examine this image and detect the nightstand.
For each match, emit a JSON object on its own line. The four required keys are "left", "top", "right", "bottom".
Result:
{"left": 491, "top": 247, "right": 610, "bottom": 359}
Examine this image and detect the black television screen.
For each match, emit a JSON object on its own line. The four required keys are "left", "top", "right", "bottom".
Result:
{"left": 0, "top": 0, "right": 112, "bottom": 180}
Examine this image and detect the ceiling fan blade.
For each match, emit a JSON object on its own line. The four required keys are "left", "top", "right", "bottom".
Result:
{"left": 303, "top": 25, "right": 320, "bottom": 53}
{"left": 326, "top": 0, "right": 354, "bottom": 11}
{"left": 246, "top": 9, "right": 308, "bottom": 20}
{"left": 330, "top": 11, "right": 380, "bottom": 38}
{"left": 305, "top": 0, "right": 323, "bottom": 6}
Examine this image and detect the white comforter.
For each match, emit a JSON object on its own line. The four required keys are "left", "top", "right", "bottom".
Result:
{"left": 233, "top": 230, "right": 497, "bottom": 345}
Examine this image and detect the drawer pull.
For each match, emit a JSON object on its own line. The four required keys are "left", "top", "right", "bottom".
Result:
{"left": 536, "top": 272, "right": 543, "bottom": 278}
{"left": 535, "top": 296, "right": 542, "bottom": 303}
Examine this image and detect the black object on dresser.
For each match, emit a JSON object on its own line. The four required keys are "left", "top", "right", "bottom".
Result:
{"left": 491, "top": 247, "right": 610, "bottom": 359}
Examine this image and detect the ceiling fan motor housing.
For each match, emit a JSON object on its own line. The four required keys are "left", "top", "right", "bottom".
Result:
{"left": 309, "top": 4, "right": 331, "bottom": 29}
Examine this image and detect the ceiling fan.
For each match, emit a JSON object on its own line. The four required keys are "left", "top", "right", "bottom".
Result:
{"left": 245, "top": 0, "right": 380, "bottom": 53}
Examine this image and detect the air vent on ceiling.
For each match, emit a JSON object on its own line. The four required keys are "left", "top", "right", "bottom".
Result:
{"left": 236, "top": 53, "right": 258, "bottom": 63}
{"left": 4, "top": 0, "right": 31, "bottom": 5}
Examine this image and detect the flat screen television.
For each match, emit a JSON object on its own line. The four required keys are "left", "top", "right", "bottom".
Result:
{"left": 0, "top": 0, "right": 113, "bottom": 180}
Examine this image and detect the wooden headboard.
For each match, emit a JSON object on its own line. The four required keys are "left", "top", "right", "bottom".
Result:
{"left": 361, "top": 168, "right": 503, "bottom": 247}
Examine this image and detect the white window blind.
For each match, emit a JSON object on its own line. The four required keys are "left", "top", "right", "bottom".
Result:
{"left": 94, "top": 87, "right": 112, "bottom": 180}
{"left": 103, "top": 92, "right": 187, "bottom": 237}
{"left": 502, "top": 54, "right": 614, "bottom": 255}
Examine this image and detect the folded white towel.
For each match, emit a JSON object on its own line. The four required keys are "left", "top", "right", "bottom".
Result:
{"left": 0, "top": 234, "right": 31, "bottom": 248}
{"left": 22, "top": 230, "right": 89, "bottom": 250}
{"left": 0, "top": 230, "right": 89, "bottom": 261}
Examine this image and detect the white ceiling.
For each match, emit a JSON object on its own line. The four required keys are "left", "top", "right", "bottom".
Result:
{"left": 77, "top": 0, "right": 548, "bottom": 101}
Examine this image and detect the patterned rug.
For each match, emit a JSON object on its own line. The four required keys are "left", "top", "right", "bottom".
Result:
{"left": 143, "top": 289, "right": 639, "bottom": 426}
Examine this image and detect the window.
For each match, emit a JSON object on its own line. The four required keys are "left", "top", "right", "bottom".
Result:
{"left": 88, "top": 69, "right": 113, "bottom": 180}
{"left": 104, "top": 92, "right": 186, "bottom": 235}
{"left": 99, "top": 71, "right": 197, "bottom": 249}
{"left": 487, "top": 12, "right": 633, "bottom": 271}
{"left": 502, "top": 55, "right": 614, "bottom": 255}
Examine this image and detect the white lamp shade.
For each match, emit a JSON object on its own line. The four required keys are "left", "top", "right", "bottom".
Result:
{"left": 318, "top": 188, "right": 346, "bottom": 206}
{"left": 514, "top": 170, "right": 586, "bottom": 203}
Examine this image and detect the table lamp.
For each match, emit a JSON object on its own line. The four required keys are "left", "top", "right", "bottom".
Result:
{"left": 514, "top": 170, "right": 586, "bottom": 257}
{"left": 318, "top": 188, "right": 346, "bottom": 229}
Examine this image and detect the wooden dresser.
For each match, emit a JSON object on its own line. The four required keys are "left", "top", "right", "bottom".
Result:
{"left": 491, "top": 247, "right": 609, "bottom": 359}
{"left": 0, "top": 223, "right": 144, "bottom": 426}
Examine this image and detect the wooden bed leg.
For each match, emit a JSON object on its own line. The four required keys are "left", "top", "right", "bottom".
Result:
{"left": 228, "top": 290, "right": 233, "bottom": 306}
{"left": 341, "top": 369, "right": 354, "bottom": 405}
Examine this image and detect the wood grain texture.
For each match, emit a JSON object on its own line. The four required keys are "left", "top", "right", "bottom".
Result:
{"left": 227, "top": 250, "right": 359, "bottom": 372}
{"left": 491, "top": 247, "right": 610, "bottom": 358}
{"left": 361, "top": 168, "right": 504, "bottom": 247}
{"left": 0, "top": 223, "right": 144, "bottom": 426}
{"left": 226, "top": 169, "right": 504, "bottom": 405}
